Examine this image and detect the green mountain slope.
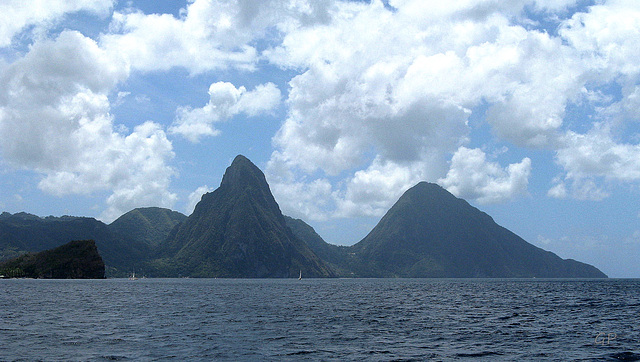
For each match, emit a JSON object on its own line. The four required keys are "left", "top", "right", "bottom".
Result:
{"left": 0, "top": 240, "right": 105, "bottom": 279}
{"left": 109, "top": 207, "right": 187, "bottom": 248}
{"left": 0, "top": 213, "right": 143, "bottom": 275}
{"left": 159, "top": 155, "right": 334, "bottom": 278}
{"left": 351, "top": 182, "right": 607, "bottom": 278}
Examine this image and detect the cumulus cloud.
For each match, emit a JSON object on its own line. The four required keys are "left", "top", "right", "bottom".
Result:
{"left": 560, "top": 0, "right": 640, "bottom": 78}
{"left": 0, "top": 31, "right": 128, "bottom": 169}
{"left": 557, "top": 127, "right": 640, "bottom": 182}
{"left": 99, "top": 0, "right": 334, "bottom": 73}
{"left": 3, "top": 0, "right": 640, "bottom": 224}
{"left": 265, "top": 0, "right": 570, "bottom": 215}
{"left": 0, "top": 31, "right": 176, "bottom": 222}
{"left": 170, "top": 82, "right": 281, "bottom": 142}
{"left": 0, "top": 0, "right": 114, "bottom": 47}
{"left": 264, "top": 0, "right": 640, "bottom": 218}
{"left": 438, "top": 147, "right": 532, "bottom": 203}
{"left": 549, "top": 124, "right": 640, "bottom": 200}
{"left": 267, "top": 151, "right": 446, "bottom": 220}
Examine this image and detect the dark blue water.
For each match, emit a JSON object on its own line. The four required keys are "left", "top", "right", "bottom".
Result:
{"left": 1, "top": 278, "right": 639, "bottom": 361}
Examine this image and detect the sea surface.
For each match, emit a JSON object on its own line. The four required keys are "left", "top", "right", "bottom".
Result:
{"left": 1, "top": 278, "right": 639, "bottom": 361}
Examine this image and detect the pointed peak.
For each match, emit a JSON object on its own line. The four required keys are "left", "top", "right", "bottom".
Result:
{"left": 220, "top": 155, "right": 268, "bottom": 190}
{"left": 413, "top": 181, "right": 443, "bottom": 191}
{"left": 230, "top": 154, "right": 252, "bottom": 167}
{"left": 403, "top": 181, "right": 455, "bottom": 201}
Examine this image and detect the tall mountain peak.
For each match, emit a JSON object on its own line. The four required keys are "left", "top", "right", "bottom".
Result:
{"left": 162, "top": 155, "right": 334, "bottom": 278}
{"left": 220, "top": 155, "right": 264, "bottom": 187}
{"left": 352, "top": 181, "right": 606, "bottom": 278}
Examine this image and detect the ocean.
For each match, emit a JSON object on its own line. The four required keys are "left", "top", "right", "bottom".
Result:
{"left": 1, "top": 278, "right": 639, "bottom": 361}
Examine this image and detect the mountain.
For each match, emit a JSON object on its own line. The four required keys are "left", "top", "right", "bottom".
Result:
{"left": 351, "top": 182, "right": 607, "bottom": 278}
{"left": 109, "top": 207, "right": 187, "bottom": 248}
{"left": 159, "top": 155, "right": 334, "bottom": 278}
{"left": 0, "top": 240, "right": 105, "bottom": 279}
{"left": 0, "top": 213, "right": 141, "bottom": 269}
{"left": 0, "top": 213, "right": 151, "bottom": 277}
{"left": 284, "top": 216, "right": 367, "bottom": 277}
{"left": 0, "top": 160, "right": 606, "bottom": 279}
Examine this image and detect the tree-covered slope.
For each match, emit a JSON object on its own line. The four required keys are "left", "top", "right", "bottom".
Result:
{"left": 0, "top": 240, "right": 105, "bottom": 279}
{"left": 109, "top": 207, "right": 187, "bottom": 248}
{"left": 351, "top": 182, "right": 607, "bottom": 278}
{"left": 159, "top": 155, "right": 334, "bottom": 278}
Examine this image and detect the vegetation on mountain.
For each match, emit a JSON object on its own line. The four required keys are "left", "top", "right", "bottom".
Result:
{"left": 0, "top": 156, "right": 607, "bottom": 279}
{"left": 284, "top": 216, "right": 361, "bottom": 277}
{"left": 160, "top": 155, "right": 334, "bottom": 278}
{"left": 0, "top": 213, "right": 138, "bottom": 275}
{"left": 349, "top": 182, "right": 607, "bottom": 278}
{"left": 0, "top": 208, "right": 184, "bottom": 277}
{"left": 0, "top": 240, "right": 105, "bottom": 279}
{"left": 109, "top": 207, "right": 187, "bottom": 248}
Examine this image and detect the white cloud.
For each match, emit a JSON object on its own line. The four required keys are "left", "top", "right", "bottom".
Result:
{"left": 4, "top": 0, "right": 640, "bottom": 222}
{"left": 557, "top": 126, "right": 640, "bottom": 182}
{"left": 99, "top": 0, "right": 334, "bottom": 74}
{"left": 547, "top": 179, "right": 568, "bottom": 199}
{"left": 268, "top": 152, "right": 448, "bottom": 220}
{"left": 334, "top": 157, "right": 437, "bottom": 217}
{"left": 186, "top": 185, "right": 213, "bottom": 215}
{"left": 0, "top": 31, "right": 176, "bottom": 222}
{"left": 0, "top": 0, "right": 114, "bottom": 47}
{"left": 549, "top": 124, "right": 640, "bottom": 200}
{"left": 0, "top": 31, "right": 128, "bottom": 169}
{"left": 268, "top": 175, "right": 334, "bottom": 222}
{"left": 262, "top": 0, "right": 640, "bottom": 216}
{"left": 560, "top": 0, "right": 640, "bottom": 78}
{"left": 101, "top": 9, "right": 254, "bottom": 73}
{"left": 438, "top": 147, "right": 531, "bottom": 203}
{"left": 169, "top": 82, "right": 281, "bottom": 143}
{"left": 266, "top": 0, "right": 570, "bottom": 216}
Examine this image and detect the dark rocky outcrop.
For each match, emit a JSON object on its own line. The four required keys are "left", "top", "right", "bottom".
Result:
{"left": 0, "top": 213, "right": 143, "bottom": 275}
{"left": 0, "top": 240, "right": 105, "bottom": 279}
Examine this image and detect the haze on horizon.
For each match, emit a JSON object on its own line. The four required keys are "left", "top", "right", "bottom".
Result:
{"left": 0, "top": 0, "right": 639, "bottom": 277}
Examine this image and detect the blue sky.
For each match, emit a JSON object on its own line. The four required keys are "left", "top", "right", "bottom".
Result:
{"left": 1, "top": 0, "right": 640, "bottom": 277}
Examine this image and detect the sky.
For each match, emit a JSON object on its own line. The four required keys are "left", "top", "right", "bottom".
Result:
{"left": 0, "top": 0, "right": 639, "bottom": 277}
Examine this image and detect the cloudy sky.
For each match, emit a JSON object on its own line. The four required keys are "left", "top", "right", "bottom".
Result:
{"left": 1, "top": 0, "right": 639, "bottom": 277}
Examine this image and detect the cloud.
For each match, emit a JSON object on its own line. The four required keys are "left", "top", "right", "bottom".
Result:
{"left": 0, "top": 31, "right": 128, "bottom": 169}
{"left": 549, "top": 124, "right": 640, "bottom": 200}
{"left": 267, "top": 151, "right": 448, "bottom": 220}
{"left": 100, "top": 8, "right": 254, "bottom": 73}
{"left": 0, "top": 31, "right": 176, "bottom": 222}
{"left": 560, "top": 0, "right": 640, "bottom": 78}
{"left": 263, "top": 0, "right": 640, "bottom": 217}
{"left": 266, "top": 0, "right": 568, "bottom": 215}
{"left": 99, "top": 0, "right": 334, "bottom": 74}
{"left": 169, "top": 82, "right": 281, "bottom": 142}
{"left": 3, "top": 0, "right": 640, "bottom": 222}
{"left": 556, "top": 127, "right": 640, "bottom": 182}
{"left": 0, "top": 0, "right": 114, "bottom": 47}
{"left": 438, "top": 147, "right": 531, "bottom": 203}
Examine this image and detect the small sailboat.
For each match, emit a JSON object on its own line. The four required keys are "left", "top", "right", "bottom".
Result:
{"left": 298, "top": 270, "right": 302, "bottom": 280}
{"left": 129, "top": 270, "right": 138, "bottom": 281}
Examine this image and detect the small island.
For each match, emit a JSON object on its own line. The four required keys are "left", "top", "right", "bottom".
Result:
{"left": 0, "top": 240, "right": 105, "bottom": 279}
